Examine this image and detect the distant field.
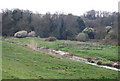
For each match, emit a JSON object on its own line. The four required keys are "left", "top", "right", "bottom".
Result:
{"left": 2, "top": 37, "right": 119, "bottom": 79}
{"left": 6, "top": 37, "right": 119, "bottom": 62}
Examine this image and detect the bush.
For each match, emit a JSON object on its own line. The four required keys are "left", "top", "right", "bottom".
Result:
{"left": 14, "top": 30, "right": 27, "bottom": 38}
{"left": 76, "top": 33, "right": 89, "bottom": 42}
{"left": 103, "top": 29, "right": 118, "bottom": 45}
{"left": 28, "top": 31, "right": 36, "bottom": 37}
{"left": 82, "top": 27, "right": 95, "bottom": 34}
{"left": 105, "top": 26, "right": 112, "bottom": 33}
{"left": 45, "top": 36, "right": 57, "bottom": 41}
{"left": 105, "top": 29, "right": 117, "bottom": 40}
{"left": 82, "top": 27, "right": 95, "bottom": 39}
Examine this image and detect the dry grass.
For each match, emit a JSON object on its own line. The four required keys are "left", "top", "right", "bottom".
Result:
{"left": 27, "top": 39, "right": 38, "bottom": 50}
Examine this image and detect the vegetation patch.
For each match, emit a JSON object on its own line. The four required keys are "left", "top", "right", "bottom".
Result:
{"left": 2, "top": 38, "right": 119, "bottom": 79}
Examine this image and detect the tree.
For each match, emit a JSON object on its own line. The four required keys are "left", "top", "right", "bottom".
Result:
{"left": 1, "top": 9, "right": 91, "bottom": 40}
{"left": 77, "top": 17, "right": 85, "bottom": 31}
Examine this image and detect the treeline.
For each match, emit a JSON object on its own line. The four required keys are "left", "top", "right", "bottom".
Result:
{"left": 83, "top": 10, "right": 118, "bottom": 29}
{"left": 82, "top": 10, "right": 118, "bottom": 40}
{"left": 2, "top": 9, "right": 85, "bottom": 40}
{"left": 1, "top": 9, "right": 118, "bottom": 41}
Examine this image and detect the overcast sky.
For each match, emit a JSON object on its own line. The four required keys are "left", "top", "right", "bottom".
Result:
{"left": 0, "top": 0, "right": 119, "bottom": 16}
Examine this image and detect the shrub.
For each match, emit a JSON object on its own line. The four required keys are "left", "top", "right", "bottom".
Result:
{"left": 45, "top": 36, "right": 57, "bottom": 41}
{"left": 28, "top": 31, "right": 36, "bottom": 37}
{"left": 76, "top": 33, "right": 89, "bottom": 42}
{"left": 105, "top": 30, "right": 117, "bottom": 40}
{"left": 82, "top": 27, "right": 95, "bottom": 39}
{"left": 105, "top": 26, "right": 112, "bottom": 33}
{"left": 82, "top": 27, "right": 95, "bottom": 34}
{"left": 14, "top": 30, "right": 27, "bottom": 38}
{"left": 103, "top": 29, "right": 118, "bottom": 45}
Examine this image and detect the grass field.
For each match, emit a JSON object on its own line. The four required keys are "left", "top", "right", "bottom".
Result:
{"left": 2, "top": 37, "right": 119, "bottom": 79}
{"left": 6, "top": 37, "right": 119, "bottom": 63}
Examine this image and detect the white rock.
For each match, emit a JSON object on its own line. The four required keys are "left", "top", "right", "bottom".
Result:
{"left": 14, "top": 30, "right": 27, "bottom": 38}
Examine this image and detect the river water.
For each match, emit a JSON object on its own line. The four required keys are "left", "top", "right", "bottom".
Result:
{"left": 52, "top": 50, "right": 120, "bottom": 71}
{"left": 69, "top": 56, "right": 120, "bottom": 71}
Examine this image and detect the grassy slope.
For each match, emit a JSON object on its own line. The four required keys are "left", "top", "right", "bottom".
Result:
{"left": 7, "top": 37, "right": 118, "bottom": 62}
{"left": 2, "top": 38, "right": 119, "bottom": 79}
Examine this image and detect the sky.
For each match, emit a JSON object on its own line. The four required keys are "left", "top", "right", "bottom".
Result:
{"left": 0, "top": 0, "right": 119, "bottom": 16}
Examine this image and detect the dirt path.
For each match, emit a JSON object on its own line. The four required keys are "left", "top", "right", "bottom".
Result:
{"left": 4, "top": 39, "right": 120, "bottom": 71}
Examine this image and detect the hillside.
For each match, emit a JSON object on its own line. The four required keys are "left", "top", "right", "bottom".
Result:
{"left": 2, "top": 37, "right": 119, "bottom": 79}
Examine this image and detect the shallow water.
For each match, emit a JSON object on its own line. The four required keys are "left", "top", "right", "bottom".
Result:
{"left": 69, "top": 56, "right": 120, "bottom": 71}
{"left": 52, "top": 50, "right": 120, "bottom": 71}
